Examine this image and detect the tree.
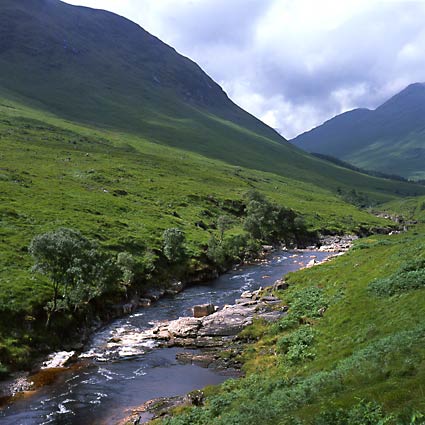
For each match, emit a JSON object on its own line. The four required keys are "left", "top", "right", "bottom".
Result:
{"left": 207, "top": 234, "right": 226, "bottom": 268}
{"left": 217, "top": 215, "right": 232, "bottom": 243}
{"left": 29, "top": 228, "right": 119, "bottom": 326}
{"left": 117, "top": 252, "right": 136, "bottom": 290}
{"left": 243, "top": 191, "right": 302, "bottom": 244}
{"left": 162, "top": 228, "right": 186, "bottom": 263}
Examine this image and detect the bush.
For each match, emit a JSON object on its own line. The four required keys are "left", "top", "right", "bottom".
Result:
{"left": 271, "top": 286, "right": 328, "bottom": 333}
{"left": 277, "top": 326, "right": 316, "bottom": 364}
{"left": 368, "top": 258, "right": 425, "bottom": 296}
{"left": 163, "top": 228, "right": 186, "bottom": 263}
{"left": 314, "top": 400, "right": 393, "bottom": 425}
{"left": 207, "top": 232, "right": 261, "bottom": 269}
{"left": 243, "top": 190, "right": 304, "bottom": 244}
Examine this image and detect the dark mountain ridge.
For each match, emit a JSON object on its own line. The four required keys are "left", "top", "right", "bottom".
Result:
{"left": 291, "top": 83, "right": 425, "bottom": 179}
{"left": 0, "top": 0, "right": 280, "bottom": 140}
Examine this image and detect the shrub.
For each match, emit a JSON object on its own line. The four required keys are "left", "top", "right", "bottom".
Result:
{"left": 163, "top": 228, "right": 186, "bottom": 263}
{"left": 272, "top": 286, "right": 328, "bottom": 333}
{"left": 277, "top": 326, "right": 316, "bottom": 364}
{"left": 243, "top": 190, "right": 303, "bottom": 244}
{"left": 368, "top": 258, "right": 425, "bottom": 296}
{"left": 313, "top": 400, "right": 394, "bottom": 425}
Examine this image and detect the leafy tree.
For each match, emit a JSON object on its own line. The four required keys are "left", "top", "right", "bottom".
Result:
{"left": 217, "top": 215, "right": 232, "bottom": 243}
{"left": 243, "top": 191, "right": 300, "bottom": 244}
{"left": 64, "top": 250, "right": 119, "bottom": 312}
{"left": 163, "top": 228, "right": 186, "bottom": 263}
{"left": 207, "top": 234, "right": 226, "bottom": 268}
{"left": 117, "top": 252, "right": 136, "bottom": 292}
{"left": 29, "top": 228, "right": 119, "bottom": 326}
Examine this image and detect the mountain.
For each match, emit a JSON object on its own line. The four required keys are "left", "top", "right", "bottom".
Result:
{"left": 1, "top": 0, "right": 424, "bottom": 200}
{"left": 0, "top": 0, "right": 291, "bottom": 163}
{"left": 291, "top": 83, "right": 425, "bottom": 180}
{"left": 0, "top": 0, "right": 281, "bottom": 140}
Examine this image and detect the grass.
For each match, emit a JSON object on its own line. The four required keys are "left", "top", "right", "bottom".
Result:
{"left": 162, "top": 226, "right": 425, "bottom": 424}
{"left": 380, "top": 196, "right": 425, "bottom": 223}
{"left": 0, "top": 96, "right": 399, "bottom": 370}
{"left": 1, "top": 0, "right": 424, "bottom": 375}
{"left": 0, "top": 101, "right": 393, "bottom": 312}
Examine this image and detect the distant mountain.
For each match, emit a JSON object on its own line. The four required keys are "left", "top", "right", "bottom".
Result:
{"left": 291, "top": 83, "right": 425, "bottom": 180}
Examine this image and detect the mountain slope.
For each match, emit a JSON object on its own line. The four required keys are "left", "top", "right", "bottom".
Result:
{"left": 1, "top": 0, "right": 424, "bottom": 200}
{"left": 291, "top": 83, "right": 425, "bottom": 180}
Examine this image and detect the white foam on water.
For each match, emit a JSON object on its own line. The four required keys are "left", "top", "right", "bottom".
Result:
{"left": 57, "top": 402, "right": 74, "bottom": 415}
{"left": 89, "top": 392, "right": 108, "bottom": 405}
{"left": 230, "top": 271, "right": 256, "bottom": 281}
{"left": 98, "top": 367, "right": 121, "bottom": 381}
{"left": 133, "top": 367, "right": 146, "bottom": 377}
{"left": 41, "top": 351, "right": 75, "bottom": 369}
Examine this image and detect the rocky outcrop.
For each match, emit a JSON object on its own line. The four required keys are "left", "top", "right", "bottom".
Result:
{"left": 149, "top": 294, "right": 285, "bottom": 350}
{"left": 318, "top": 234, "right": 358, "bottom": 252}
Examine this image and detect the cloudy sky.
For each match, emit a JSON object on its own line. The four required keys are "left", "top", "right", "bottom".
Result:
{"left": 63, "top": 0, "right": 425, "bottom": 138}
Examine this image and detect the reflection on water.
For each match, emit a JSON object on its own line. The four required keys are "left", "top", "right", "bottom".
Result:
{"left": 0, "top": 250, "right": 331, "bottom": 425}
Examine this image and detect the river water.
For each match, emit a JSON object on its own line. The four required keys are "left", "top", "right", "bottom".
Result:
{"left": 0, "top": 250, "right": 332, "bottom": 425}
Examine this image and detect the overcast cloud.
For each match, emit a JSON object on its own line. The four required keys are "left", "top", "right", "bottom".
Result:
{"left": 64, "top": 0, "right": 425, "bottom": 138}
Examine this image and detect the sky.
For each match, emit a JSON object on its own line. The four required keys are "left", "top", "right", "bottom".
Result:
{"left": 63, "top": 0, "right": 425, "bottom": 138}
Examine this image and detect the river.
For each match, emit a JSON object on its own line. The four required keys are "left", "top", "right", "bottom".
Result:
{"left": 0, "top": 250, "right": 332, "bottom": 425}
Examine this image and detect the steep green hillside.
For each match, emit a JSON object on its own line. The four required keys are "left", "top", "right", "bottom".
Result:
{"left": 162, "top": 227, "right": 425, "bottom": 424}
{"left": 292, "top": 83, "right": 425, "bottom": 180}
{"left": 1, "top": 0, "right": 424, "bottom": 197}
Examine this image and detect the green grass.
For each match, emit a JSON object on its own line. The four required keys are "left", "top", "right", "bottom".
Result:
{"left": 163, "top": 227, "right": 425, "bottom": 424}
{"left": 0, "top": 100, "right": 393, "bottom": 314}
{"left": 348, "top": 132, "right": 425, "bottom": 181}
{"left": 380, "top": 196, "right": 425, "bottom": 223}
{"left": 1, "top": 0, "right": 424, "bottom": 374}
{"left": 1, "top": 0, "right": 424, "bottom": 201}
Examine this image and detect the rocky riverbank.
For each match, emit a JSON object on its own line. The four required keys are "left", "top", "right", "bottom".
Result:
{"left": 117, "top": 289, "right": 286, "bottom": 424}
{"left": 117, "top": 243, "right": 354, "bottom": 425}
{"left": 0, "top": 234, "right": 355, "bottom": 408}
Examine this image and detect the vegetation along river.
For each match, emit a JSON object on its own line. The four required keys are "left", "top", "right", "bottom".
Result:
{"left": 0, "top": 250, "right": 332, "bottom": 425}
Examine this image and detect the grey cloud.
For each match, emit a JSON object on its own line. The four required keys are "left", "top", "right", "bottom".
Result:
{"left": 163, "top": 0, "right": 274, "bottom": 47}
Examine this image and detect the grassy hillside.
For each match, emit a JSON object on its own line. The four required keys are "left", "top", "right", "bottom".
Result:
{"left": 380, "top": 196, "right": 425, "bottom": 223}
{"left": 1, "top": 1, "right": 425, "bottom": 198}
{"left": 162, "top": 226, "right": 425, "bottom": 424}
{"left": 1, "top": 0, "right": 425, "bottom": 375}
{"left": 1, "top": 96, "right": 400, "bottom": 371}
{"left": 292, "top": 83, "right": 425, "bottom": 180}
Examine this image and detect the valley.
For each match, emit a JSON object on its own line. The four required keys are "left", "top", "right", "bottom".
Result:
{"left": 0, "top": 1, "right": 424, "bottom": 424}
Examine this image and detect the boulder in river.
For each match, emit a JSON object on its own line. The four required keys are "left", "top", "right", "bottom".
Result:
{"left": 193, "top": 303, "right": 215, "bottom": 318}
{"left": 165, "top": 281, "right": 184, "bottom": 296}
{"left": 167, "top": 317, "right": 202, "bottom": 338}
{"left": 273, "top": 279, "right": 289, "bottom": 291}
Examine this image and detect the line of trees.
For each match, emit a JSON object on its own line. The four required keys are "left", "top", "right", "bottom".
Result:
{"left": 29, "top": 191, "right": 309, "bottom": 326}
{"left": 207, "top": 191, "right": 309, "bottom": 269}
